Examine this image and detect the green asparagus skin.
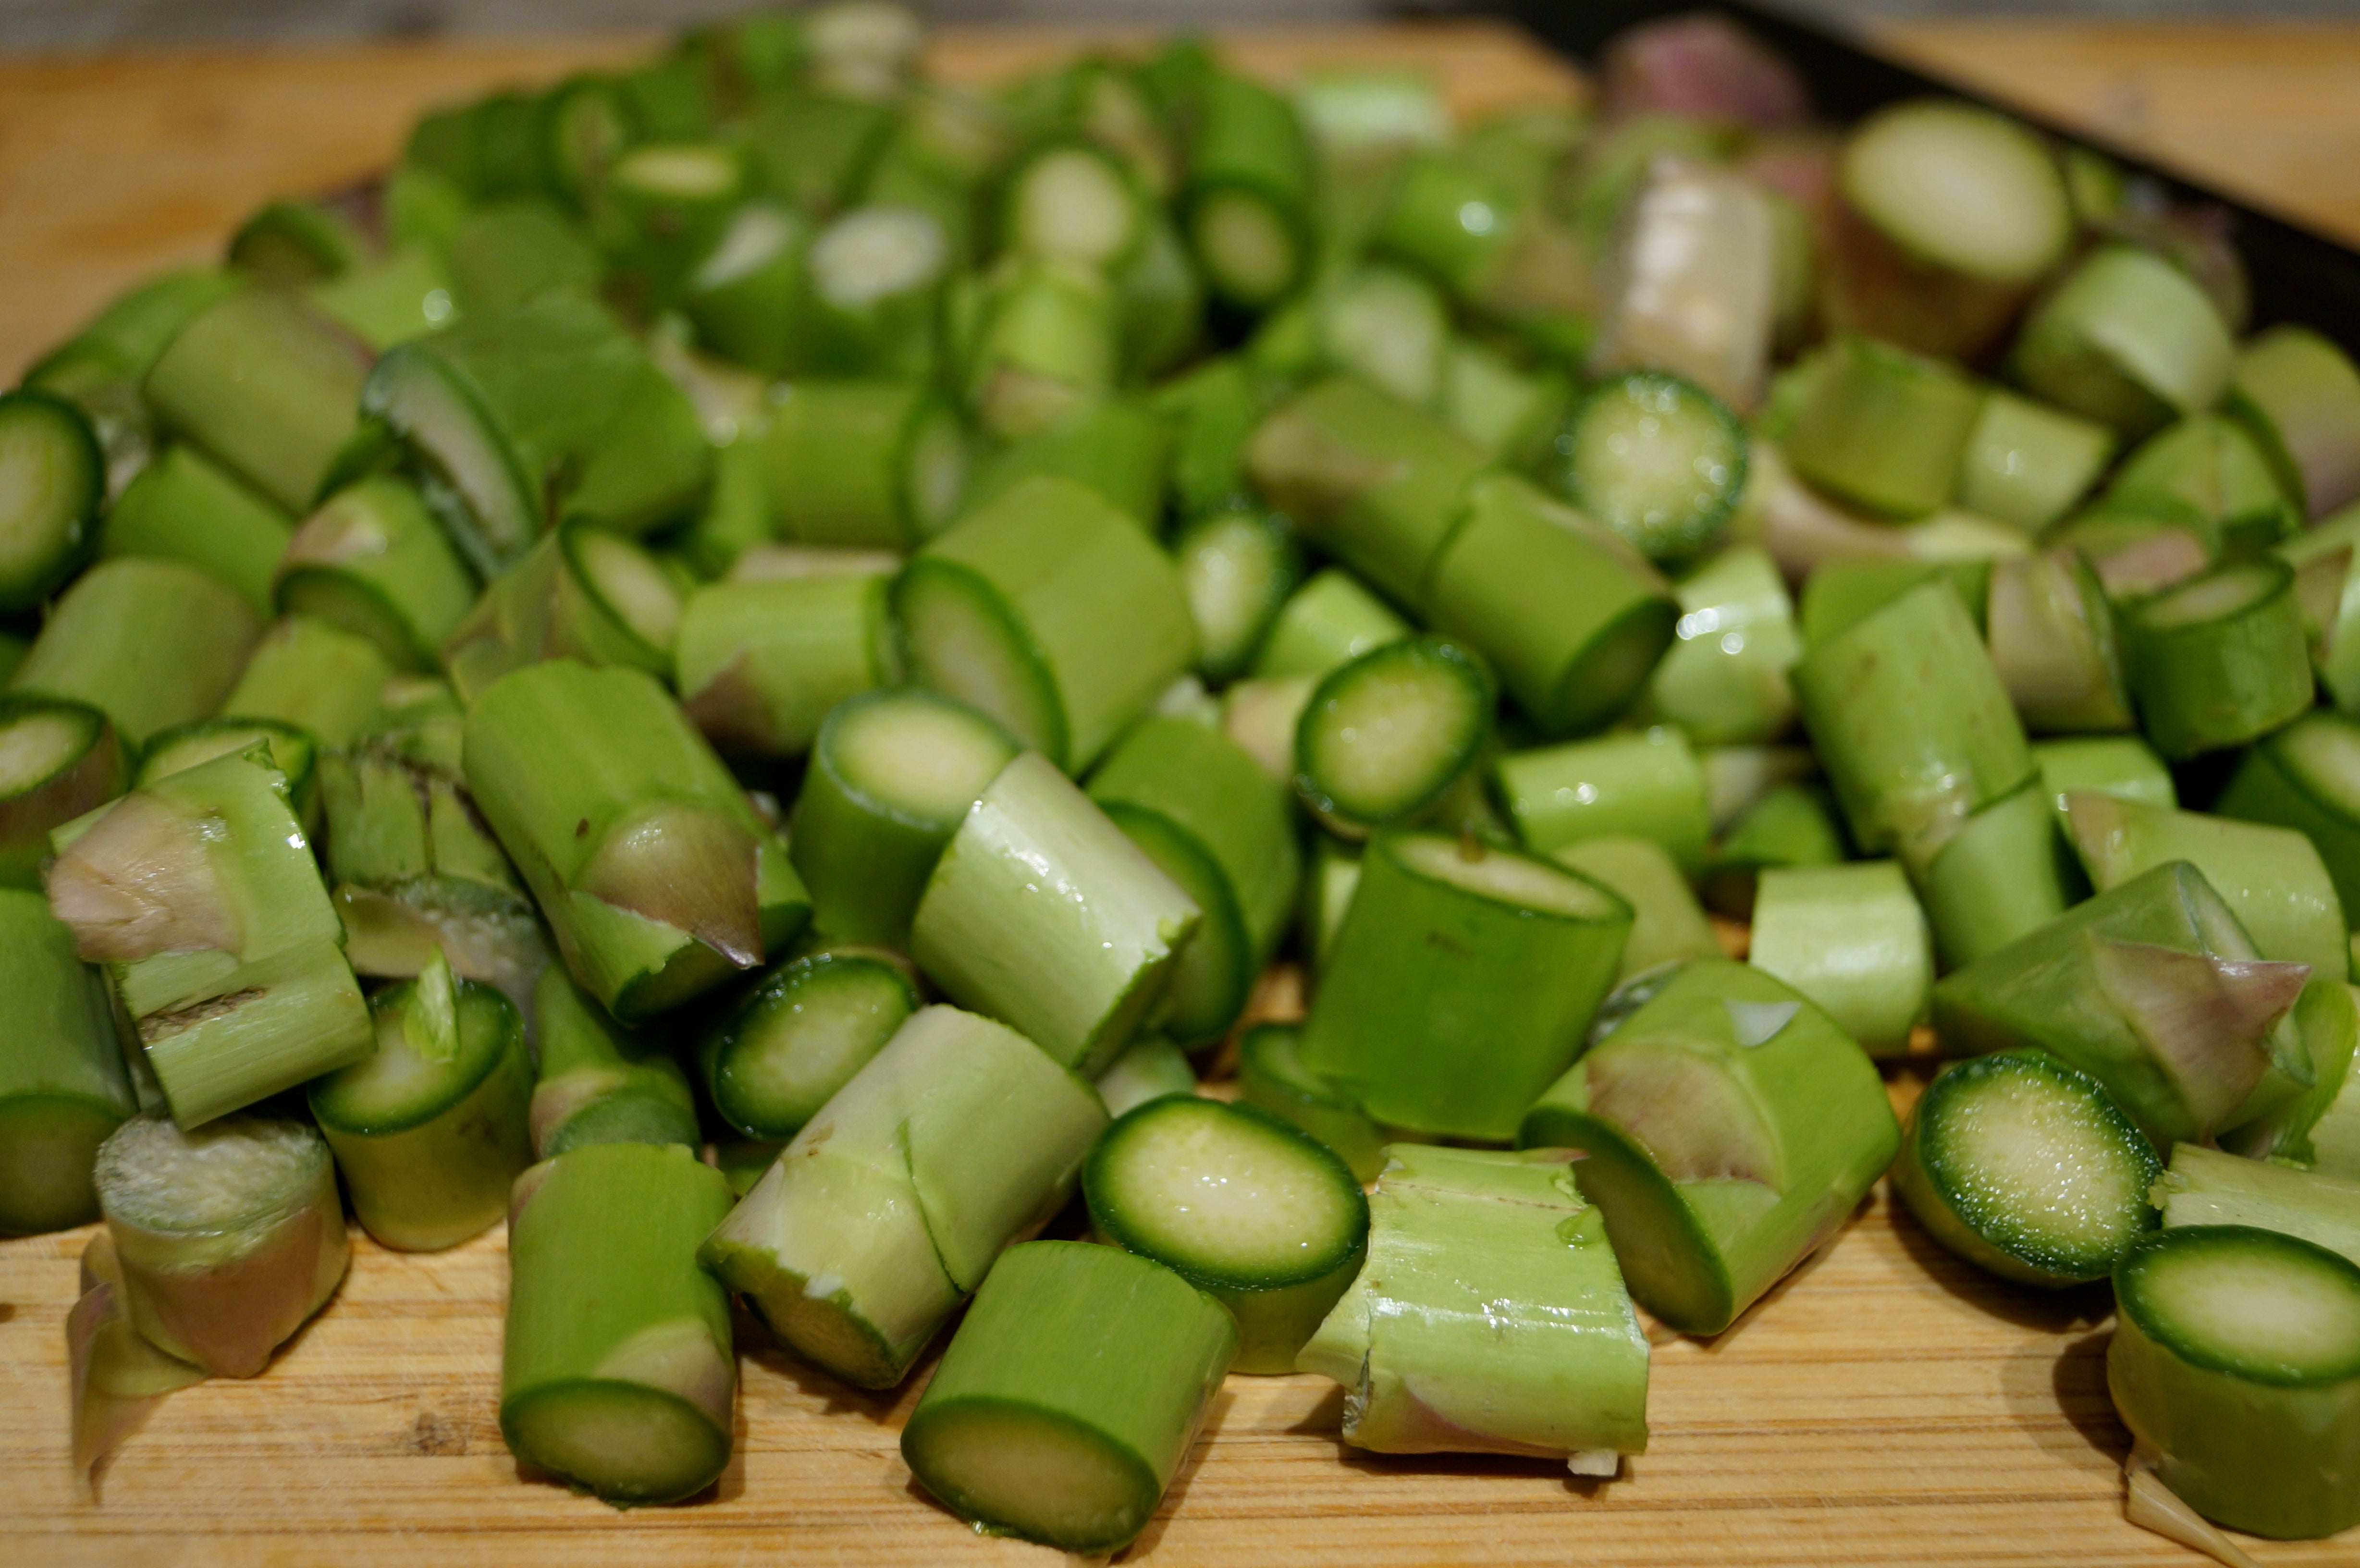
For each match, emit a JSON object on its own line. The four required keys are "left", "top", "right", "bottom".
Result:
{"left": 1521, "top": 959, "right": 1900, "bottom": 1335}
{"left": 895, "top": 474, "right": 1195, "bottom": 773}
{"left": 0, "top": 695, "right": 128, "bottom": 891}
{"left": 1244, "top": 375, "right": 1487, "bottom": 610}
{"left": 528, "top": 966, "right": 701, "bottom": 1158}
{"left": 1302, "top": 830, "right": 1631, "bottom": 1141}
{"left": 99, "top": 445, "right": 294, "bottom": 614}
{"left": 1932, "top": 862, "right": 2312, "bottom": 1148}
{"left": 275, "top": 476, "right": 479, "bottom": 672}
{"left": 220, "top": 616, "right": 398, "bottom": 750}
{"left": 142, "top": 289, "right": 371, "bottom": 514}
{"left": 910, "top": 751, "right": 1199, "bottom": 1076}
{"left": 673, "top": 570, "right": 898, "bottom": 757}
{"left": 0, "top": 888, "right": 135, "bottom": 1235}
{"left": 1493, "top": 726, "right": 1712, "bottom": 872}
{"left": 462, "top": 660, "right": 809, "bottom": 1020}
{"left": 317, "top": 686, "right": 546, "bottom": 1001}
{"left": 308, "top": 953, "right": 534, "bottom": 1251}
{"left": 47, "top": 747, "right": 373, "bottom": 1128}
{"left": 1298, "top": 1145, "right": 1650, "bottom": 1467}
{"left": 440, "top": 520, "right": 682, "bottom": 703}
{"left": 901, "top": 1240, "right": 1238, "bottom": 1554}
{"left": 1792, "top": 578, "right": 2032, "bottom": 871}
{"left": 10, "top": 557, "right": 261, "bottom": 753}
{"left": 1425, "top": 473, "right": 1680, "bottom": 738}
{"left": 786, "top": 687, "right": 1020, "bottom": 950}
{"left": 502, "top": 1141, "right": 738, "bottom": 1505}
{"left": 1087, "top": 716, "right": 1300, "bottom": 1044}
{"left": 700, "top": 1004, "right": 1107, "bottom": 1388}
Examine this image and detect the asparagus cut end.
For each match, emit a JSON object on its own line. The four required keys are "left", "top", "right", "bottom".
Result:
{"left": 503, "top": 1382, "right": 732, "bottom": 1506}
{"left": 899, "top": 1401, "right": 1158, "bottom": 1553}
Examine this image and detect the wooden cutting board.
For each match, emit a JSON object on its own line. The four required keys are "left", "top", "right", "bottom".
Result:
{"left": 5, "top": 19, "right": 2360, "bottom": 1566}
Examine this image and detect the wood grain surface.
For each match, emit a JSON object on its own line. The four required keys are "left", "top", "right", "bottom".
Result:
{"left": 4, "top": 18, "right": 2360, "bottom": 1567}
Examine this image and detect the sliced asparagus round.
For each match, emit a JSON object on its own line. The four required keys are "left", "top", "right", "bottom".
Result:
{"left": 698, "top": 948, "right": 918, "bottom": 1140}
{"left": 1893, "top": 1050, "right": 2160, "bottom": 1287}
{"left": 93, "top": 1111, "right": 349, "bottom": 1378}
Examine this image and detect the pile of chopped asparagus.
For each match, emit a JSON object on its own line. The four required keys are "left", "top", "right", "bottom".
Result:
{"left": 6, "top": 1, "right": 2360, "bottom": 1551}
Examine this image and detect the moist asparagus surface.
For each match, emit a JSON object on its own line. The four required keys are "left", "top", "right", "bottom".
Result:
{"left": 17, "top": 2, "right": 2360, "bottom": 1544}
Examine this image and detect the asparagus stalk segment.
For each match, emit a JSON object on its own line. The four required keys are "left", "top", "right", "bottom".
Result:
{"left": 0, "top": 888, "right": 135, "bottom": 1235}
{"left": 2065, "top": 790, "right": 2346, "bottom": 979}
{"left": 221, "top": 615, "right": 398, "bottom": 750}
{"left": 1893, "top": 1050, "right": 2161, "bottom": 1287}
{"left": 1494, "top": 726, "right": 1712, "bottom": 872}
{"left": 502, "top": 1141, "right": 738, "bottom": 1505}
{"left": 1985, "top": 548, "right": 2132, "bottom": 733}
{"left": 1094, "top": 1033, "right": 1196, "bottom": 1118}
{"left": 1932, "top": 862, "right": 2313, "bottom": 1148}
{"left": 2034, "top": 735, "right": 2176, "bottom": 819}
{"left": 143, "top": 289, "right": 371, "bottom": 513}
{"left": 700, "top": 1004, "right": 1107, "bottom": 1388}
{"left": 697, "top": 948, "right": 918, "bottom": 1140}
{"left": 48, "top": 747, "right": 373, "bottom": 1127}
{"left": 1174, "top": 506, "right": 1303, "bottom": 684}
{"left": 787, "top": 687, "right": 1019, "bottom": 949}
{"left": 309, "top": 952, "right": 534, "bottom": 1251}
{"left": 1748, "top": 860, "right": 1930, "bottom": 1056}
{"left": 2157, "top": 1144, "right": 2360, "bottom": 1267}
{"left": 93, "top": 1111, "right": 349, "bottom": 1378}
{"left": 1297, "top": 1145, "right": 1651, "bottom": 1465}
{"left": 2218, "top": 711, "right": 2360, "bottom": 931}
{"left": 971, "top": 398, "right": 1172, "bottom": 539}
{"left": 1243, "top": 375, "right": 1487, "bottom": 610}
{"left": 1699, "top": 777, "right": 1845, "bottom": 919}
{"left": 99, "top": 444, "right": 294, "bottom": 615}
{"left": 959, "top": 256, "right": 1119, "bottom": 439}
{"left": 911, "top": 751, "right": 1199, "bottom": 1076}
{"left": 363, "top": 291, "right": 711, "bottom": 573}
{"left": 0, "top": 388, "right": 104, "bottom": 611}
{"left": 2122, "top": 558, "right": 2313, "bottom": 760}
{"left": 1590, "top": 157, "right": 1778, "bottom": 413}
{"left": 2107, "top": 1226, "right": 2360, "bottom": 1540}
{"left": 1292, "top": 634, "right": 1494, "bottom": 839}
{"left": 2227, "top": 324, "right": 2360, "bottom": 521}
{"left": 318, "top": 689, "right": 545, "bottom": 1000}
{"left": 1180, "top": 72, "right": 1315, "bottom": 309}
{"left": 1087, "top": 1097, "right": 1368, "bottom": 1373}
{"left": 1426, "top": 473, "right": 1681, "bottom": 738}
{"left": 1303, "top": 830, "right": 1630, "bottom": 1141}
{"left": 896, "top": 474, "right": 1194, "bottom": 772}
{"left": 277, "top": 476, "right": 478, "bottom": 672}
{"left": 766, "top": 380, "right": 970, "bottom": 548}
{"left": 1519, "top": 959, "right": 1900, "bottom": 1335}
{"left": 1545, "top": 370, "right": 1749, "bottom": 564}
{"left": 1236, "top": 1022, "right": 1385, "bottom": 1183}
{"left": 0, "top": 695, "right": 127, "bottom": 891}
{"left": 1793, "top": 578, "right": 2033, "bottom": 871}
{"left": 2222, "top": 981, "right": 2360, "bottom": 1176}
{"left": 1251, "top": 566, "right": 1409, "bottom": 681}
{"left": 440, "top": 519, "right": 684, "bottom": 702}
{"left": 1554, "top": 835, "right": 1724, "bottom": 984}
{"left": 1089, "top": 715, "right": 1300, "bottom": 1044}
{"left": 2008, "top": 244, "right": 2235, "bottom": 440}
{"left": 1839, "top": 98, "right": 2073, "bottom": 285}
{"left": 2101, "top": 413, "right": 2296, "bottom": 558}
{"left": 1785, "top": 334, "right": 1981, "bottom": 521}
{"left": 463, "top": 661, "right": 809, "bottom": 1020}
{"left": 529, "top": 966, "right": 700, "bottom": 1158}
{"left": 900, "top": 1240, "right": 1237, "bottom": 1554}
{"left": 1915, "top": 778, "right": 2073, "bottom": 970}
{"left": 9, "top": 557, "right": 261, "bottom": 754}
{"left": 675, "top": 570, "right": 898, "bottom": 758}
{"left": 1953, "top": 388, "right": 2114, "bottom": 531}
